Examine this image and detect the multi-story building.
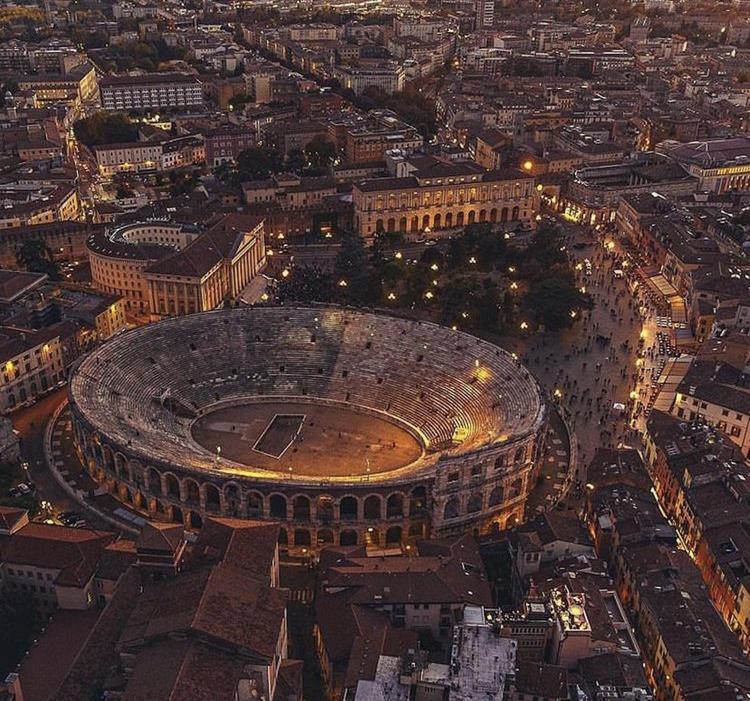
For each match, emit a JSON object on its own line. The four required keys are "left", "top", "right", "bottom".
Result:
{"left": 99, "top": 73, "right": 205, "bottom": 112}
{"left": 204, "top": 125, "right": 256, "bottom": 167}
{"left": 0, "top": 320, "right": 78, "bottom": 411}
{"left": 18, "top": 62, "right": 98, "bottom": 107}
{"left": 87, "top": 215, "right": 266, "bottom": 321}
{"left": 331, "top": 111, "right": 423, "bottom": 165}
{"left": 93, "top": 135, "right": 204, "bottom": 177}
{"left": 0, "top": 507, "right": 116, "bottom": 613}
{"left": 332, "top": 63, "right": 406, "bottom": 95}
{"left": 352, "top": 158, "right": 538, "bottom": 241}
{"left": 0, "top": 183, "right": 81, "bottom": 230}
{"left": 657, "top": 136, "right": 750, "bottom": 193}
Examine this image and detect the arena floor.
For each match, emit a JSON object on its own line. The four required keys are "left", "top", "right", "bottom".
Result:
{"left": 190, "top": 401, "right": 424, "bottom": 477}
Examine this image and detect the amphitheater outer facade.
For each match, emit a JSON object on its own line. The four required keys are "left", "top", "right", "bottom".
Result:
{"left": 68, "top": 306, "right": 548, "bottom": 551}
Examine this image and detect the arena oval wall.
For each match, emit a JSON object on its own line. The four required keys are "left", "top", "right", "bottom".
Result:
{"left": 68, "top": 306, "right": 548, "bottom": 550}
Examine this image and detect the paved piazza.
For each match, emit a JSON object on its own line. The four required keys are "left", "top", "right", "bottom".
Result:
{"left": 190, "top": 400, "right": 424, "bottom": 477}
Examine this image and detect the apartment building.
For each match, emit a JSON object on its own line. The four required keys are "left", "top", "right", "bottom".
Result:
{"left": 99, "top": 73, "right": 205, "bottom": 111}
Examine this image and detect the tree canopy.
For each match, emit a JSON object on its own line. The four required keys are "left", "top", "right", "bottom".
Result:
{"left": 73, "top": 112, "right": 138, "bottom": 147}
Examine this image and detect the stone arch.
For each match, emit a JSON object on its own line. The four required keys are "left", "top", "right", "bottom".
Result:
{"left": 479, "top": 209, "right": 487, "bottom": 222}
{"left": 514, "top": 446, "right": 525, "bottom": 463}
{"left": 340, "top": 529, "right": 358, "bottom": 546}
{"left": 293, "top": 495, "right": 311, "bottom": 521}
{"left": 422, "top": 214, "right": 430, "bottom": 230}
{"left": 409, "top": 522, "right": 425, "bottom": 537}
{"left": 501, "top": 207, "right": 508, "bottom": 223}
{"left": 434, "top": 213, "right": 442, "bottom": 229}
{"left": 224, "top": 482, "right": 240, "bottom": 514}
{"left": 340, "top": 495, "right": 358, "bottom": 521}
{"left": 165, "top": 473, "right": 180, "bottom": 498}
{"left": 456, "top": 211, "right": 465, "bottom": 226}
{"left": 411, "top": 216, "right": 419, "bottom": 232}
{"left": 146, "top": 467, "right": 161, "bottom": 494}
{"left": 490, "top": 208, "right": 498, "bottom": 222}
{"left": 114, "top": 453, "right": 128, "bottom": 481}
{"left": 387, "top": 217, "right": 396, "bottom": 233}
{"left": 294, "top": 529, "right": 312, "bottom": 547}
{"left": 270, "top": 493, "right": 288, "bottom": 519}
{"left": 489, "top": 485, "right": 505, "bottom": 506}
{"left": 364, "top": 527, "right": 380, "bottom": 546}
{"left": 509, "top": 477, "right": 524, "bottom": 499}
{"left": 467, "top": 493, "right": 483, "bottom": 513}
{"left": 317, "top": 529, "right": 334, "bottom": 545}
{"left": 468, "top": 210, "right": 476, "bottom": 225}
{"left": 444, "top": 497, "right": 460, "bottom": 520}
{"left": 278, "top": 528, "right": 288, "bottom": 546}
{"left": 386, "top": 492, "right": 404, "bottom": 519}
{"left": 204, "top": 483, "right": 221, "bottom": 512}
{"left": 189, "top": 511, "right": 203, "bottom": 529}
{"left": 445, "top": 211, "right": 453, "bottom": 228}
{"left": 184, "top": 478, "right": 200, "bottom": 505}
{"left": 399, "top": 216, "right": 407, "bottom": 233}
{"left": 494, "top": 454, "right": 507, "bottom": 471}
{"left": 376, "top": 219, "right": 384, "bottom": 233}
{"left": 386, "top": 526, "right": 402, "bottom": 545}
{"left": 247, "top": 491, "right": 263, "bottom": 517}
{"left": 410, "top": 486, "right": 427, "bottom": 515}
{"left": 364, "top": 495, "right": 382, "bottom": 521}
{"left": 102, "top": 444, "right": 115, "bottom": 471}
{"left": 172, "top": 505, "right": 183, "bottom": 524}
{"left": 511, "top": 206, "right": 519, "bottom": 220}
{"left": 317, "top": 495, "right": 334, "bottom": 522}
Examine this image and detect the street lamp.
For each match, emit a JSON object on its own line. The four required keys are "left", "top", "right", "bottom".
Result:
{"left": 520, "top": 321, "right": 529, "bottom": 330}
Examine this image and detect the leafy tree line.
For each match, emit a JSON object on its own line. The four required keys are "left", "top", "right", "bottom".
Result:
{"left": 277, "top": 223, "right": 592, "bottom": 334}
{"left": 73, "top": 112, "right": 138, "bottom": 147}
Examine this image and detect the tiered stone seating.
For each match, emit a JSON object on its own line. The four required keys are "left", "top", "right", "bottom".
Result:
{"left": 70, "top": 307, "right": 544, "bottom": 474}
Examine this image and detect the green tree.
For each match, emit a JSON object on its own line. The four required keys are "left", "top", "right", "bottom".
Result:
{"left": 16, "top": 239, "right": 60, "bottom": 280}
{"left": 334, "top": 231, "right": 371, "bottom": 304}
{"left": 73, "top": 112, "right": 138, "bottom": 147}
{"left": 304, "top": 135, "right": 337, "bottom": 173}
{"left": 234, "top": 145, "right": 281, "bottom": 181}
{"left": 523, "top": 272, "right": 592, "bottom": 331}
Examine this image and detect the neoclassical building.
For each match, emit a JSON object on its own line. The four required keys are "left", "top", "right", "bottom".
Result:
{"left": 352, "top": 160, "right": 538, "bottom": 242}
{"left": 68, "top": 307, "right": 549, "bottom": 552}
{"left": 88, "top": 214, "right": 266, "bottom": 321}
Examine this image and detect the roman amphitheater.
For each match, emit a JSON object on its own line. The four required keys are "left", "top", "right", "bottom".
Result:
{"left": 68, "top": 306, "right": 549, "bottom": 550}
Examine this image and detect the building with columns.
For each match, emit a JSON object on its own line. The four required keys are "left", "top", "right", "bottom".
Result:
{"left": 87, "top": 215, "right": 266, "bottom": 322}
{"left": 352, "top": 159, "right": 539, "bottom": 242}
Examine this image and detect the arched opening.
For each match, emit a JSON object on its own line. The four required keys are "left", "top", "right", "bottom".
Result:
{"left": 511, "top": 206, "right": 519, "bottom": 220}
{"left": 364, "top": 527, "right": 380, "bottom": 546}
{"left": 468, "top": 210, "right": 476, "bottom": 225}
{"left": 514, "top": 446, "right": 525, "bottom": 463}
{"left": 456, "top": 211, "right": 465, "bottom": 226}
{"left": 399, "top": 217, "right": 407, "bottom": 232}
{"left": 205, "top": 484, "right": 221, "bottom": 512}
{"left": 317, "top": 496, "right": 334, "bottom": 522}
{"left": 146, "top": 468, "right": 160, "bottom": 494}
{"left": 224, "top": 484, "right": 240, "bottom": 515}
{"left": 340, "top": 529, "right": 357, "bottom": 546}
{"left": 410, "top": 486, "right": 427, "bottom": 515}
{"left": 165, "top": 474, "right": 180, "bottom": 498}
{"left": 376, "top": 219, "right": 384, "bottom": 233}
{"left": 422, "top": 214, "right": 430, "bottom": 230}
{"left": 386, "top": 493, "right": 404, "bottom": 519}
{"left": 501, "top": 207, "right": 508, "bottom": 223}
{"left": 489, "top": 486, "right": 504, "bottom": 506}
{"left": 172, "top": 506, "right": 183, "bottom": 524}
{"left": 294, "top": 529, "right": 311, "bottom": 547}
{"left": 434, "top": 213, "right": 442, "bottom": 229}
{"left": 317, "top": 529, "right": 334, "bottom": 545}
{"left": 494, "top": 454, "right": 507, "bottom": 471}
{"left": 189, "top": 511, "right": 202, "bottom": 529}
{"left": 185, "top": 479, "right": 200, "bottom": 506}
{"left": 509, "top": 478, "right": 523, "bottom": 499}
{"left": 247, "top": 491, "right": 263, "bottom": 517}
{"left": 408, "top": 522, "right": 424, "bottom": 537}
{"left": 467, "top": 493, "right": 482, "bottom": 513}
{"left": 364, "top": 495, "right": 381, "bottom": 521}
{"left": 490, "top": 208, "right": 498, "bottom": 222}
{"left": 293, "top": 495, "right": 311, "bottom": 521}
{"left": 278, "top": 528, "right": 288, "bottom": 546}
{"left": 411, "top": 216, "right": 419, "bottom": 232}
{"left": 340, "top": 496, "right": 358, "bottom": 521}
{"left": 444, "top": 498, "right": 460, "bottom": 520}
{"left": 270, "top": 494, "right": 288, "bottom": 519}
{"left": 445, "top": 212, "right": 453, "bottom": 228}
{"left": 387, "top": 218, "right": 396, "bottom": 233}
{"left": 479, "top": 209, "right": 487, "bottom": 222}
{"left": 386, "top": 526, "right": 402, "bottom": 545}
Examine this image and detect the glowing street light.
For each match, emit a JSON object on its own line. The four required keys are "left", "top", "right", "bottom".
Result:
{"left": 260, "top": 292, "right": 269, "bottom": 301}
{"left": 425, "top": 291, "right": 434, "bottom": 299}
{"left": 510, "top": 282, "right": 518, "bottom": 290}
{"left": 508, "top": 266, "right": 516, "bottom": 273}
{"left": 520, "top": 321, "right": 529, "bottom": 330}
{"left": 387, "top": 292, "right": 396, "bottom": 300}
{"left": 553, "top": 388, "right": 563, "bottom": 399}
{"left": 469, "top": 256, "right": 477, "bottom": 264}
{"left": 338, "top": 279, "right": 348, "bottom": 287}
{"left": 570, "top": 310, "right": 577, "bottom": 318}
{"left": 281, "top": 268, "right": 290, "bottom": 278}
{"left": 395, "top": 251, "right": 402, "bottom": 259}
